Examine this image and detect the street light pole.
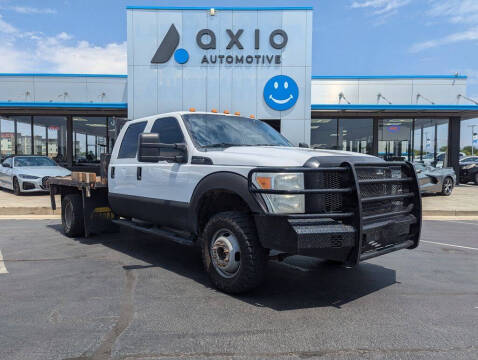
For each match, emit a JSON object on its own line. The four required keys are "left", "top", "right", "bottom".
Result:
{"left": 469, "top": 125, "right": 478, "bottom": 156}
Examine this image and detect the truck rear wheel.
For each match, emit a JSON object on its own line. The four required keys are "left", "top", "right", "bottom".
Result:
{"left": 62, "top": 194, "right": 84, "bottom": 237}
{"left": 201, "top": 211, "right": 268, "bottom": 294}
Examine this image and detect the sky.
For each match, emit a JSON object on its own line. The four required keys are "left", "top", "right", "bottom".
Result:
{"left": 0, "top": 0, "right": 477, "bottom": 145}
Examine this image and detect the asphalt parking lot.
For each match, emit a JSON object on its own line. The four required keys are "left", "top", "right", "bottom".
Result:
{"left": 0, "top": 220, "right": 477, "bottom": 360}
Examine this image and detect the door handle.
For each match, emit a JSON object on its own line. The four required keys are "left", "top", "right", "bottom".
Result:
{"left": 110, "top": 166, "right": 115, "bottom": 179}
{"left": 137, "top": 167, "right": 142, "bottom": 180}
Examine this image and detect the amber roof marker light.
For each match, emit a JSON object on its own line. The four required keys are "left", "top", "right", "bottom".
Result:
{"left": 211, "top": 108, "right": 218, "bottom": 113}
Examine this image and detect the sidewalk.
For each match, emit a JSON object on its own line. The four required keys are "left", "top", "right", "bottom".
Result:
{"left": 421, "top": 184, "right": 478, "bottom": 216}
{"left": 1, "top": 185, "right": 478, "bottom": 217}
{"left": 0, "top": 190, "right": 60, "bottom": 215}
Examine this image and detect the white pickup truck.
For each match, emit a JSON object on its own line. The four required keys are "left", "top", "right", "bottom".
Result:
{"left": 49, "top": 111, "right": 422, "bottom": 293}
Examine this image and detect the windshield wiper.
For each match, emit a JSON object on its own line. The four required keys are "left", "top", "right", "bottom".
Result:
{"left": 202, "top": 143, "right": 243, "bottom": 148}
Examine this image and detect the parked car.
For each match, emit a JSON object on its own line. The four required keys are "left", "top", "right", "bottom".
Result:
{"left": 413, "top": 162, "right": 456, "bottom": 196}
{"left": 0, "top": 155, "right": 71, "bottom": 195}
{"left": 459, "top": 156, "right": 478, "bottom": 184}
{"left": 422, "top": 152, "right": 465, "bottom": 168}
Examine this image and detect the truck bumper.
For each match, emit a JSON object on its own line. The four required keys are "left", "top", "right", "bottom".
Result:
{"left": 254, "top": 213, "right": 417, "bottom": 263}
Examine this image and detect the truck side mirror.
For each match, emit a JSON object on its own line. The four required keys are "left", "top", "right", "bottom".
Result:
{"left": 138, "top": 133, "right": 161, "bottom": 163}
{"left": 137, "top": 133, "right": 187, "bottom": 163}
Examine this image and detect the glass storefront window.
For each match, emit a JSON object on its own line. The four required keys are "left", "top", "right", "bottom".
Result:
{"left": 73, "top": 117, "right": 107, "bottom": 164}
{"left": 339, "top": 118, "right": 373, "bottom": 154}
{"left": 311, "top": 119, "right": 338, "bottom": 149}
{"left": 1, "top": 116, "right": 15, "bottom": 159}
{"left": 14, "top": 116, "right": 32, "bottom": 155}
{"left": 33, "top": 123, "right": 46, "bottom": 156}
{"left": 378, "top": 119, "right": 413, "bottom": 161}
{"left": 311, "top": 118, "right": 373, "bottom": 154}
{"left": 33, "top": 116, "right": 68, "bottom": 164}
{"left": 413, "top": 118, "right": 448, "bottom": 167}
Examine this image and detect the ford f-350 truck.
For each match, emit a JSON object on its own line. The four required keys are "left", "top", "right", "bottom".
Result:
{"left": 49, "top": 111, "right": 421, "bottom": 293}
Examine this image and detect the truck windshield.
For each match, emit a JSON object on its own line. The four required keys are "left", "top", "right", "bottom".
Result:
{"left": 182, "top": 114, "right": 292, "bottom": 148}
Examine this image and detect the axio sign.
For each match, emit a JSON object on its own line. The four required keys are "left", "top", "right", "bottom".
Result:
{"left": 151, "top": 24, "right": 289, "bottom": 66}
{"left": 127, "top": 6, "right": 312, "bottom": 144}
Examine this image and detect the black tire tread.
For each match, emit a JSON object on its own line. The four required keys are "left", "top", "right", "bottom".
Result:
{"left": 62, "top": 194, "right": 84, "bottom": 237}
{"left": 13, "top": 177, "right": 21, "bottom": 196}
{"left": 202, "top": 211, "right": 268, "bottom": 294}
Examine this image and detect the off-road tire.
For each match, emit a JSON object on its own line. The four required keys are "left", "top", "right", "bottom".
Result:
{"left": 441, "top": 176, "right": 454, "bottom": 196}
{"left": 62, "top": 194, "right": 84, "bottom": 237}
{"left": 13, "top": 177, "right": 21, "bottom": 195}
{"left": 201, "top": 211, "right": 268, "bottom": 294}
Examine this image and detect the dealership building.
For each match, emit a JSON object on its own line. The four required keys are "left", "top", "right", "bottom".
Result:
{"left": 1, "top": 6, "right": 478, "bottom": 180}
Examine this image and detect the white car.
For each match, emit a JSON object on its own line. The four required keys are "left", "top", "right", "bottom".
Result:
{"left": 0, "top": 155, "right": 71, "bottom": 195}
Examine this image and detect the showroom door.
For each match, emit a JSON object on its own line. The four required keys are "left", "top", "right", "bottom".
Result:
{"left": 378, "top": 119, "right": 413, "bottom": 161}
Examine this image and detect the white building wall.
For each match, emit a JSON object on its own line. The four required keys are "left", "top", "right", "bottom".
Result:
{"left": 0, "top": 75, "right": 127, "bottom": 104}
{"left": 311, "top": 77, "right": 468, "bottom": 105}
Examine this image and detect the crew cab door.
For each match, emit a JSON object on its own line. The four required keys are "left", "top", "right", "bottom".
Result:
{"left": 138, "top": 116, "right": 190, "bottom": 229}
{"left": 108, "top": 120, "right": 147, "bottom": 215}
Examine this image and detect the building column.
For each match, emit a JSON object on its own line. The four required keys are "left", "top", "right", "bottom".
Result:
{"left": 66, "top": 115, "right": 73, "bottom": 168}
{"left": 447, "top": 117, "right": 461, "bottom": 184}
{"left": 372, "top": 118, "right": 379, "bottom": 156}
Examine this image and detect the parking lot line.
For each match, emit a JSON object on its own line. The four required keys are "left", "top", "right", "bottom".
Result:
{"left": 421, "top": 240, "right": 478, "bottom": 251}
{"left": 0, "top": 250, "right": 8, "bottom": 274}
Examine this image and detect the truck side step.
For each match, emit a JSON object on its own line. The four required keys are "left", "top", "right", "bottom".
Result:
{"left": 112, "top": 219, "right": 195, "bottom": 247}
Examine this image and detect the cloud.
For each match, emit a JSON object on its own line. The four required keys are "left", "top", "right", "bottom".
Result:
{"left": 427, "top": 0, "right": 478, "bottom": 25}
{"left": 0, "top": 13, "right": 126, "bottom": 74}
{"left": 35, "top": 36, "right": 127, "bottom": 74}
{"left": 351, "top": 0, "right": 411, "bottom": 15}
{"left": 9, "top": 6, "right": 57, "bottom": 15}
{"left": 0, "top": 14, "right": 17, "bottom": 34}
{"left": 410, "top": 1, "right": 478, "bottom": 52}
{"left": 0, "top": 44, "right": 33, "bottom": 72}
{"left": 410, "top": 26, "right": 478, "bottom": 52}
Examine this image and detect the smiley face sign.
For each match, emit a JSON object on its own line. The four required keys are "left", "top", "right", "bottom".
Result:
{"left": 263, "top": 75, "right": 299, "bottom": 111}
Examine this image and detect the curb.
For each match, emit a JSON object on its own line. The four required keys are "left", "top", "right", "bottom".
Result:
{"left": 422, "top": 210, "right": 478, "bottom": 216}
{"left": 0, "top": 207, "right": 61, "bottom": 215}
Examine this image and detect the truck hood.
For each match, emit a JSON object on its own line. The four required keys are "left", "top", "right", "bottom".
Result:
{"left": 205, "top": 146, "right": 379, "bottom": 167}
{"left": 14, "top": 166, "right": 71, "bottom": 177}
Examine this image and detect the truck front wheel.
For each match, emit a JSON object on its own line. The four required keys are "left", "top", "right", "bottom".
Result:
{"left": 62, "top": 194, "right": 84, "bottom": 238}
{"left": 201, "top": 211, "right": 268, "bottom": 294}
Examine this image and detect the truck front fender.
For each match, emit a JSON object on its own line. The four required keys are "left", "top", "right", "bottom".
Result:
{"left": 188, "top": 171, "right": 266, "bottom": 235}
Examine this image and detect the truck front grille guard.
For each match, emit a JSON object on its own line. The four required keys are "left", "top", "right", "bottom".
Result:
{"left": 247, "top": 161, "right": 422, "bottom": 264}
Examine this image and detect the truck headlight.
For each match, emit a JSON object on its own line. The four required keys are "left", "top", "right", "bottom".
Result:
{"left": 19, "top": 174, "right": 40, "bottom": 180}
{"left": 252, "top": 172, "right": 305, "bottom": 214}
{"left": 462, "top": 164, "right": 477, "bottom": 170}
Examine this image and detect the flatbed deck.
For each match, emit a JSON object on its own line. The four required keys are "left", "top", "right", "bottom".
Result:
{"left": 47, "top": 176, "right": 107, "bottom": 190}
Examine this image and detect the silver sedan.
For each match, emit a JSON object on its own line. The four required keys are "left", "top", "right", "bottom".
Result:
{"left": 0, "top": 155, "right": 71, "bottom": 195}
